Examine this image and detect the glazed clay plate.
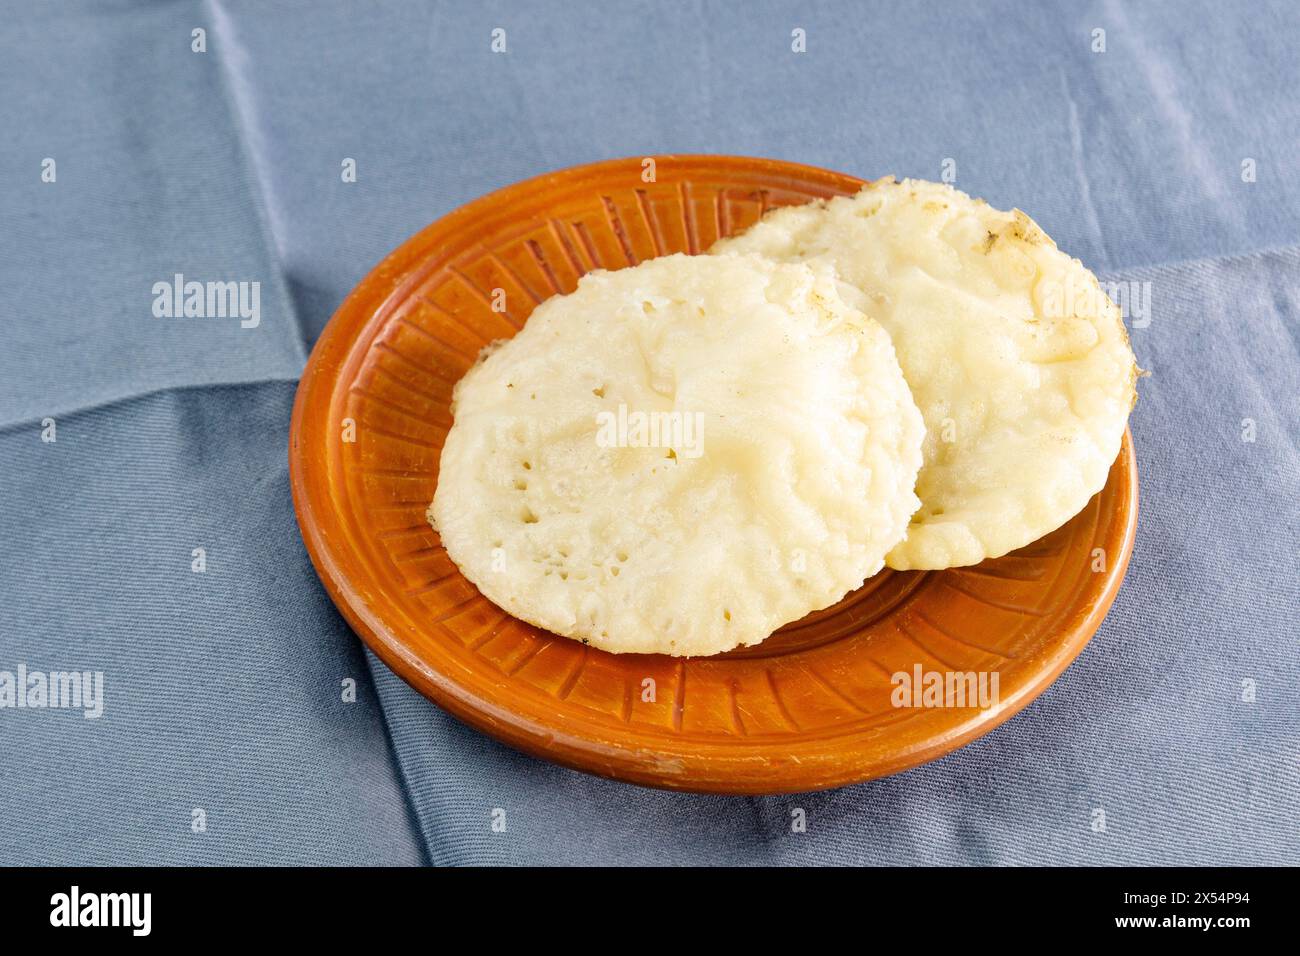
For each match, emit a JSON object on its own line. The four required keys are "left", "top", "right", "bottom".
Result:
{"left": 289, "top": 155, "right": 1138, "bottom": 794}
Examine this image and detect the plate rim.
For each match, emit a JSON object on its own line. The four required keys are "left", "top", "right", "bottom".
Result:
{"left": 289, "top": 154, "right": 1140, "bottom": 795}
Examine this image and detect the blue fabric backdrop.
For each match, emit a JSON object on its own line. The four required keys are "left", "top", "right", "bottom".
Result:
{"left": 2, "top": 0, "right": 1296, "bottom": 865}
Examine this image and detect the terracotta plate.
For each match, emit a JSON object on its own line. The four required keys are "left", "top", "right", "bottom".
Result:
{"left": 289, "top": 156, "right": 1138, "bottom": 795}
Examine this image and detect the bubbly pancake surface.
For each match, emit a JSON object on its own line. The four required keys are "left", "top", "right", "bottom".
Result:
{"left": 430, "top": 253, "right": 924, "bottom": 655}
{"left": 713, "top": 179, "right": 1137, "bottom": 570}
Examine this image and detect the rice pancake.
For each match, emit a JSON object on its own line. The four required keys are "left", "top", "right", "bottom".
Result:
{"left": 429, "top": 253, "right": 924, "bottom": 655}
{"left": 713, "top": 178, "right": 1137, "bottom": 570}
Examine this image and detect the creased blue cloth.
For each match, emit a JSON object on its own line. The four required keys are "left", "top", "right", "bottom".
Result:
{"left": 1, "top": 0, "right": 1296, "bottom": 865}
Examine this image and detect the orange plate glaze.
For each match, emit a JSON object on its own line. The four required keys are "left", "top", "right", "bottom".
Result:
{"left": 289, "top": 156, "right": 1138, "bottom": 795}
